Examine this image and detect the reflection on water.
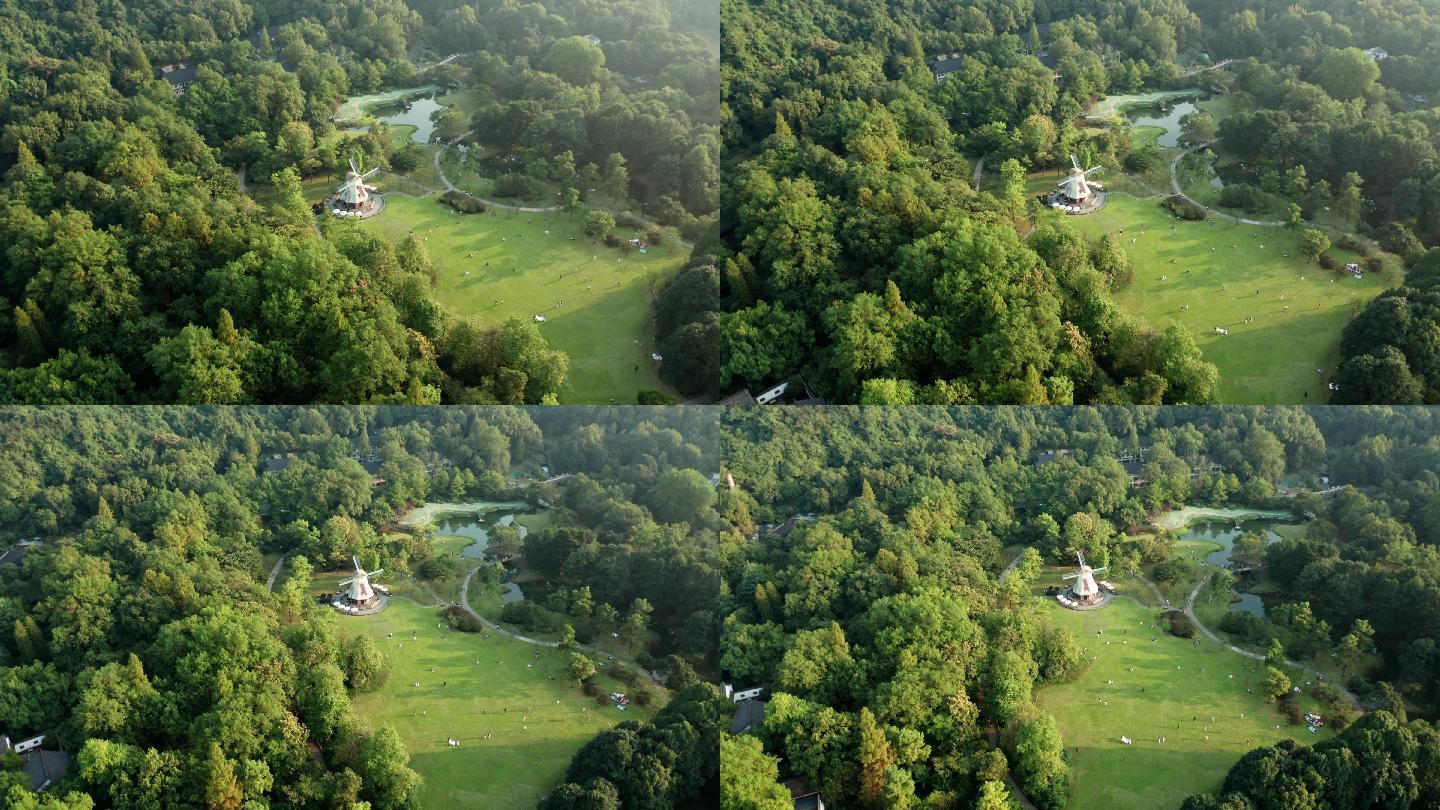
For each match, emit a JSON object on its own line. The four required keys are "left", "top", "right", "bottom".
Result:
{"left": 424, "top": 504, "right": 536, "bottom": 603}
{"left": 431, "top": 510, "right": 529, "bottom": 559}
{"left": 1125, "top": 99, "right": 1199, "bottom": 148}
{"left": 369, "top": 95, "right": 444, "bottom": 144}
{"left": 1182, "top": 520, "right": 1292, "bottom": 617}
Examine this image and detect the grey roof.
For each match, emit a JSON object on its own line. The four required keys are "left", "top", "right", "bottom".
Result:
{"left": 719, "top": 389, "right": 758, "bottom": 406}
{"left": 23, "top": 749, "right": 69, "bottom": 792}
{"left": 159, "top": 63, "right": 199, "bottom": 86}
{"left": 263, "top": 456, "right": 293, "bottom": 474}
{"left": 730, "top": 699, "right": 766, "bottom": 734}
{"left": 0, "top": 545, "right": 26, "bottom": 566}
{"left": 360, "top": 458, "right": 383, "bottom": 475}
{"left": 932, "top": 56, "right": 964, "bottom": 77}
{"left": 1123, "top": 460, "right": 1144, "bottom": 477}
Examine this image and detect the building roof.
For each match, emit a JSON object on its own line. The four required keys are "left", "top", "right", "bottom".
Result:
{"left": 0, "top": 544, "right": 26, "bottom": 566}
{"left": 582, "top": 34, "right": 602, "bottom": 45}
{"left": 23, "top": 749, "right": 69, "bottom": 792}
{"left": 159, "top": 63, "right": 198, "bottom": 86}
{"left": 730, "top": 699, "right": 766, "bottom": 734}
{"left": 1123, "top": 460, "right": 1144, "bottom": 477}
{"left": 263, "top": 455, "right": 294, "bottom": 474}
{"left": 718, "top": 389, "right": 758, "bottom": 406}
{"left": 932, "top": 55, "right": 964, "bottom": 77}
{"left": 782, "top": 776, "right": 823, "bottom": 808}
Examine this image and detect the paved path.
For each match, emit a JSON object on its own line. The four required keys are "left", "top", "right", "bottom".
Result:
{"left": 1184, "top": 572, "right": 1363, "bottom": 711}
{"left": 972, "top": 155, "right": 986, "bottom": 192}
{"left": 1179, "top": 58, "right": 1234, "bottom": 78}
{"left": 431, "top": 134, "right": 696, "bottom": 248}
{"left": 986, "top": 726, "right": 1041, "bottom": 810}
{"left": 1169, "top": 142, "right": 1286, "bottom": 227}
{"left": 433, "top": 131, "right": 564, "bottom": 213}
{"left": 237, "top": 164, "right": 248, "bottom": 194}
{"left": 265, "top": 552, "right": 288, "bottom": 591}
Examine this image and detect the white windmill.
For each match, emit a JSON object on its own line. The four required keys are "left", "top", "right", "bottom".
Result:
{"left": 1057, "top": 154, "right": 1104, "bottom": 204}
{"left": 1062, "top": 551, "right": 1108, "bottom": 603}
{"left": 338, "top": 555, "right": 383, "bottom": 606}
{"left": 336, "top": 156, "right": 380, "bottom": 212}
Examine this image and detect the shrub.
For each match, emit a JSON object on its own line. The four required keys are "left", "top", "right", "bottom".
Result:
{"left": 440, "top": 189, "right": 485, "bottom": 213}
{"left": 493, "top": 173, "right": 539, "bottom": 198}
{"left": 1161, "top": 194, "right": 1205, "bottom": 220}
{"left": 630, "top": 684, "right": 653, "bottom": 706}
{"left": 444, "top": 605, "right": 484, "bottom": 633}
{"left": 501, "top": 601, "right": 560, "bottom": 632}
{"left": 1161, "top": 609, "right": 1194, "bottom": 638}
{"left": 1279, "top": 695, "right": 1304, "bottom": 724}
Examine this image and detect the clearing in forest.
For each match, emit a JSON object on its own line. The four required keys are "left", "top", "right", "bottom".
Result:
{"left": 356, "top": 194, "right": 684, "bottom": 403}
{"left": 1033, "top": 594, "right": 1334, "bottom": 810}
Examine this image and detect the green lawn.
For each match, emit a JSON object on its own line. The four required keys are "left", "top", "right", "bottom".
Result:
{"left": 324, "top": 593, "right": 658, "bottom": 808}
{"left": 1033, "top": 595, "right": 1335, "bottom": 810}
{"left": 348, "top": 193, "right": 684, "bottom": 403}
{"left": 1060, "top": 194, "right": 1391, "bottom": 402}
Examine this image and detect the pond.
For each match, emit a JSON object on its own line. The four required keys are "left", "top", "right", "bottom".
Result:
{"left": 427, "top": 510, "right": 532, "bottom": 559}
{"left": 1125, "top": 99, "right": 1200, "bottom": 148}
{"left": 1180, "top": 519, "right": 1294, "bottom": 616}
{"left": 367, "top": 95, "right": 445, "bottom": 144}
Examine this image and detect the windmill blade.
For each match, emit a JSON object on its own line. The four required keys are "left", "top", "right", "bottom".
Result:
{"left": 1070, "top": 154, "right": 1082, "bottom": 171}
{"left": 1086, "top": 165, "right": 1104, "bottom": 175}
{"left": 1062, "top": 573, "right": 1080, "bottom": 579}
{"left": 352, "top": 554, "right": 362, "bottom": 572}
{"left": 362, "top": 167, "right": 380, "bottom": 179}
{"left": 349, "top": 157, "right": 359, "bottom": 174}
{"left": 339, "top": 577, "right": 356, "bottom": 587}
{"left": 368, "top": 569, "right": 383, "bottom": 578}
{"left": 1090, "top": 566, "right": 1108, "bottom": 574}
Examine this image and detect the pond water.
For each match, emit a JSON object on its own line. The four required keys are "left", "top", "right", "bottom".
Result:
{"left": 1180, "top": 519, "right": 1293, "bottom": 616}
{"left": 368, "top": 95, "right": 444, "bottom": 144}
{"left": 1125, "top": 99, "right": 1200, "bottom": 148}
{"left": 429, "top": 511, "right": 531, "bottom": 559}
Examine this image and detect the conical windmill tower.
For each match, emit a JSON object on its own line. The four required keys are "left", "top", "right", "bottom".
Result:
{"left": 339, "top": 555, "right": 383, "bottom": 606}
{"left": 337, "top": 156, "right": 380, "bottom": 212}
{"left": 1062, "top": 551, "right": 1107, "bottom": 603}
{"left": 1058, "top": 154, "right": 1104, "bottom": 204}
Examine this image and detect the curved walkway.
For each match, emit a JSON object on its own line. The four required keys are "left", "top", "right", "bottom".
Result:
{"left": 1185, "top": 572, "right": 1363, "bottom": 711}
{"left": 1169, "top": 142, "right": 1286, "bottom": 227}
{"left": 458, "top": 566, "right": 663, "bottom": 686}
{"left": 433, "top": 131, "right": 563, "bottom": 213}
{"left": 265, "top": 553, "right": 288, "bottom": 591}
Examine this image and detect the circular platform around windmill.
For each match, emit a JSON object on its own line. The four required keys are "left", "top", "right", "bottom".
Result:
{"left": 326, "top": 191, "right": 386, "bottom": 220}
{"left": 1057, "top": 588, "right": 1116, "bottom": 611}
{"left": 1045, "top": 188, "right": 1108, "bottom": 215}
{"left": 330, "top": 591, "right": 391, "bottom": 616}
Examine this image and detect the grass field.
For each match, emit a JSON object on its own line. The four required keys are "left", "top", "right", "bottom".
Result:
{"left": 351, "top": 194, "right": 684, "bottom": 403}
{"left": 1059, "top": 194, "right": 1390, "bottom": 402}
{"left": 318, "top": 584, "right": 658, "bottom": 808}
{"left": 1033, "top": 594, "right": 1335, "bottom": 810}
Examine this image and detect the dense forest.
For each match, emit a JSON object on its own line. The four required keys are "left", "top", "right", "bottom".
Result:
{"left": 0, "top": 0, "right": 717, "bottom": 404}
{"left": 719, "top": 0, "right": 1440, "bottom": 404}
{"left": 718, "top": 406, "right": 1440, "bottom": 809}
{"left": 0, "top": 406, "right": 723, "bottom": 808}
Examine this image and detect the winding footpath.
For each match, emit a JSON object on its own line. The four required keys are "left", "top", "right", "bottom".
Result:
{"left": 1002, "top": 549, "right": 1364, "bottom": 713}
{"left": 1185, "top": 572, "right": 1364, "bottom": 711}
{"left": 459, "top": 565, "right": 663, "bottom": 685}
{"left": 433, "top": 131, "right": 564, "bottom": 213}
{"left": 1169, "top": 141, "right": 1287, "bottom": 227}
{"left": 264, "top": 553, "right": 287, "bottom": 591}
